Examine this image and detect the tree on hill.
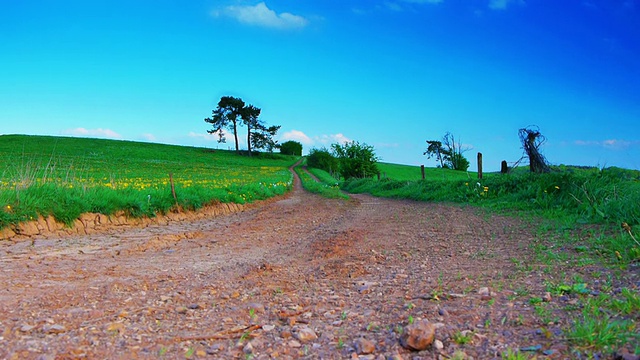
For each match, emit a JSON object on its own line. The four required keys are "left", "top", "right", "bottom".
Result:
{"left": 280, "top": 141, "right": 303, "bottom": 156}
{"left": 205, "top": 96, "right": 281, "bottom": 155}
{"left": 424, "top": 132, "right": 470, "bottom": 171}
{"left": 205, "top": 96, "right": 245, "bottom": 153}
{"left": 331, "top": 141, "right": 379, "bottom": 179}
{"left": 424, "top": 140, "right": 446, "bottom": 168}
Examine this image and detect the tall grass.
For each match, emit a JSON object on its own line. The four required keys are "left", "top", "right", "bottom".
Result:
{"left": 0, "top": 135, "right": 296, "bottom": 229}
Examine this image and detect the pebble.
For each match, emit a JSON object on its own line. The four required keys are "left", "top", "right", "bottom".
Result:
{"left": 294, "top": 326, "right": 318, "bottom": 342}
{"left": 243, "top": 341, "right": 254, "bottom": 354}
{"left": 354, "top": 338, "right": 376, "bottom": 354}
{"left": 43, "top": 324, "right": 66, "bottom": 334}
{"left": 543, "top": 292, "right": 552, "bottom": 302}
{"left": 262, "top": 324, "right": 275, "bottom": 332}
{"left": 434, "top": 339, "right": 444, "bottom": 351}
{"left": 288, "top": 340, "right": 302, "bottom": 348}
{"left": 20, "top": 324, "right": 35, "bottom": 332}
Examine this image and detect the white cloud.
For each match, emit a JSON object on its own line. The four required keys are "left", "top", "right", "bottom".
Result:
{"left": 315, "top": 133, "right": 351, "bottom": 145}
{"left": 188, "top": 130, "right": 246, "bottom": 146}
{"left": 574, "top": 139, "right": 639, "bottom": 149}
{"left": 280, "top": 129, "right": 313, "bottom": 145}
{"left": 213, "top": 2, "right": 308, "bottom": 30}
{"left": 141, "top": 133, "right": 156, "bottom": 142}
{"left": 489, "top": 0, "right": 524, "bottom": 10}
{"left": 61, "top": 128, "right": 122, "bottom": 139}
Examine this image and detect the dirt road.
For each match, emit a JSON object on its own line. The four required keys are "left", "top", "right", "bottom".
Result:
{"left": 0, "top": 169, "right": 633, "bottom": 359}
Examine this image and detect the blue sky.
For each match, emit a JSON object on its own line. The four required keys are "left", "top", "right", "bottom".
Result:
{"left": 1, "top": 0, "right": 639, "bottom": 171}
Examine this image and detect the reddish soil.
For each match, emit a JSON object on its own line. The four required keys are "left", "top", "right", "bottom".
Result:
{"left": 0, "top": 168, "right": 637, "bottom": 359}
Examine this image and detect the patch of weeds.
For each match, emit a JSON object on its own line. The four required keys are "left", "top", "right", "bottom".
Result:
{"left": 534, "top": 304, "right": 558, "bottom": 325}
{"left": 529, "top": 297, "right": 543, "bottom": 305}
{"left": 610, "top": 288, "right": 640, "bottom": 315}
{"left": 545, "top": 280, "right": 589, "bottom": 296}
{"left": 567, "top": 314, "right": 637, "bottom": 354}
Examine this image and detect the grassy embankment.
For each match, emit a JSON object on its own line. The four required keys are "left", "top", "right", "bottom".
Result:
{"left": 309, "top": 161, "right": 640, "bottom": 356}
{"left": 0, "top": 135, "right": 297, "bottom": 230}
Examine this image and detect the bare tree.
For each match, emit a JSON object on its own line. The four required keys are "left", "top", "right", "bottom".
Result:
{"left": 518, "top": 126, "right": 550, "bottom": 173}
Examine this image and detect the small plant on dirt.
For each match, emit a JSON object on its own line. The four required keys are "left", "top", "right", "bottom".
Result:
{"left": 341, "top": 311, "right": 348, "bottom": 321}
{"left": 502, "top": 348, "right": 532, "bottom": 360}
{"left": 239, "top": 331, "right": 251, "bottom": 342}
{"left": 184, "top": 347, "right": 195, "bottom": 358}
{"left": 452, "top": 330, "right": 473, "bottom": 345}
{"left": 158, "top": 346, "right": 168, "bottom": 356}
{"left": 408, "top": 315, "right": 415, "bottom": 325}
{"left": 337, "top": 338, "right": 345, "bottom": 349}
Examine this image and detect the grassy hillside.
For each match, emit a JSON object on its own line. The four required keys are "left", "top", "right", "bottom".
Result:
{"left": 0, "top": 135, "right": 297, "bottom": 229}
{"left": 377, "top": 162, "right": 473, "bottom": 181}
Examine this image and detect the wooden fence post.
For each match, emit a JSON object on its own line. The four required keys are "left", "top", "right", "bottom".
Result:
{"left": 501, "top": 160, "right": 509, "bottom": 174}
{"left": 421, "top": 165, "right": 425, "bottom": 180}
{"left": 169, "top": 173, "right": 178, "bottom": 206}
{"left": 477, "top": 152, "right": 483, "bottom": 180}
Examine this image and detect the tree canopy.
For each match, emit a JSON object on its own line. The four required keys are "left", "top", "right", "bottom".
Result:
{"left": 204, "top": 96, "right": 245, "bottom": 153}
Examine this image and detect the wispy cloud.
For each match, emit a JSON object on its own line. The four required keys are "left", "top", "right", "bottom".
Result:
{"left": 574, "top": 139, "right": 640, "bottom": 149}
{"left": 488, "top": 0, "right": 524, "bottom": 10}
{"left": 212, "top": 2, "right": 308, "bottom": 30}
{"left": 61, "top": 128, "right": 122, "bottom": 139}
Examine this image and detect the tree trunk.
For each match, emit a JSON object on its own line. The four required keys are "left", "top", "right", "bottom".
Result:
{"left": 247, "top": 123, "right": 252, "bottom": 156}
{"left": 232, "top": 120, "right": 239, "bottom": 153}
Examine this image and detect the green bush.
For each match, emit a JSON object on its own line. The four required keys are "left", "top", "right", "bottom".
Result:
{"left": 307, "top": 148, "right": 339, "bottom": 174}
{"left": 280, "top": 141, "right": 303, "bottom": 156}
{"left": 331, "top": 141, "right": 379, "bottom": 179}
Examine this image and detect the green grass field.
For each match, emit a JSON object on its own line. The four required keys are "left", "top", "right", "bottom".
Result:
{"left": 377, "top": 162, "right": 474, "bottom": 181}
{"left": 0, "top": 135, "right": 297, "bottom": 229}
